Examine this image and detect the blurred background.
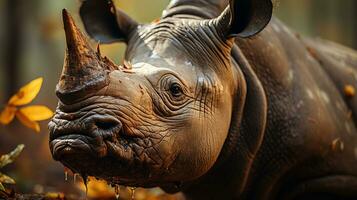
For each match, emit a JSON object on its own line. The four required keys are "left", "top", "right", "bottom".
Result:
{"left": 0, "top": 0, "right": 356, "bottom": 199}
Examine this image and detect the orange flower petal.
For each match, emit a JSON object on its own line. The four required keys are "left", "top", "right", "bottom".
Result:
{"left": 8, "top": 77, "right": 43, "bottom": 106}
{"left": 15, "top": 110, "right": 40, "bottom": 132}
{"left": 0, "top": 106, "right": 17, "bottom": 125}
{"left": 19, "top": 105, "right": 53, "bottom": 121}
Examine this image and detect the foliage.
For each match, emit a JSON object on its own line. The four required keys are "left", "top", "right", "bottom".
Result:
{"left": 0, "top": 144, "right": 25, "bottom": 191}
{"left": 0, "top": 77, "right": 52, "bottom": 193}
{"left": 0, "top": 78, "right": 53, "bottom": 132}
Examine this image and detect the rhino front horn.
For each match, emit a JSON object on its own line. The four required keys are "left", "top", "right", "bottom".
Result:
{"left": 56, "top": 9, "right": 109, "bottom": 104}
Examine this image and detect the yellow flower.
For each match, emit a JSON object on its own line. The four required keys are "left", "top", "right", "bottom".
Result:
{"left": 0, "top": 78, "right": 53, "bottom": 132}
{"left": 0, "top": 106, "right": 17, "bottom": 125}
{"left": 8, "top": 78, "right": 43, "bottom": 106}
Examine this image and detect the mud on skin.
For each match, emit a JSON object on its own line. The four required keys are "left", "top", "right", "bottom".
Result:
{"left": 50, "top": 95, "right": 178, "bottom": 184}
{"left": 49, "top": 0, "right": 357, "bottom": 199}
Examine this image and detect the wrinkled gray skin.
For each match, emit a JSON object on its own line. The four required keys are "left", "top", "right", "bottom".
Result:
{"left": 49, "top": 0, "right": 357, "bottom": 199}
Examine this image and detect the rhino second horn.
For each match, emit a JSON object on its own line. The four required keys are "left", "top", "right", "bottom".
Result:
{"left": 56, "top": 9, "right": 109, "bottom": 104}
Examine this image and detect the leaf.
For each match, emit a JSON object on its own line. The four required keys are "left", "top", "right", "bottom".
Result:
{"left": 0, "top": 144, "right": 25, "bottom": 168}
{"left": 0, "top": 173, "right": 15, "bottom": 184}
{"left": 8, "top": 77, "right": 43, "bottom": 106}
{"left": 15, "top": 111, "right": 40, "bottom": 132}
{"left": 19, "top": 106, "right": 53, "bottom": 121}
{"left": 0, "top": 145, "right": 24, "bottom": 192}
{"left": 0, "top": 106, "right": 17, "bottom": 125}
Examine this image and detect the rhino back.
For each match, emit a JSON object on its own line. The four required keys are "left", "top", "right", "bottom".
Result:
{"left": 235, "top": 17, "right": 357, "bottom": 199}
{"left": 302, "top": 37, "right": 357, "bottom": 125}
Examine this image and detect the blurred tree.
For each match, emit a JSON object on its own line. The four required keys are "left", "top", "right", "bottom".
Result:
{"left": 276, "top": 0, "right": 357, "bottom": 49}
{"left": 353, "top": 1, "right": 357, "bottom": 48}
{"left": 4, "top": 0, "right": 23, "bottom": 98}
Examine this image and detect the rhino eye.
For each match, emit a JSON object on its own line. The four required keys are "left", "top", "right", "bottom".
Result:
{"left": 169, "top": 83, "right": 183, "bottom": 97}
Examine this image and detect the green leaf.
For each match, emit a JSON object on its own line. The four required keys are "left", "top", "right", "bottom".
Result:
{"left": 0, "top": 182, "right": 4, "bottom": 191}
{"left": 0, "top": 173, "right": 15, "bottom": 184}
{"left": 0, "top": 144, "right": 25, "bottom": 168}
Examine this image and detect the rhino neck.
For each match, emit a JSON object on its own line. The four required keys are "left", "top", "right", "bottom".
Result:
{"left": 162, "top": 0, "right": 229, "bottom": 19}
{"left": 178, "top": 45, "right": 268, "bottom": 200}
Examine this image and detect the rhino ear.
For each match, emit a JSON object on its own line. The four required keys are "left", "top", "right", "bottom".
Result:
{"left": 79, "top": 0, "right": 138, "bottom": 43}
{"left": 216, "top": 0, "right": 273, "bottom": 38}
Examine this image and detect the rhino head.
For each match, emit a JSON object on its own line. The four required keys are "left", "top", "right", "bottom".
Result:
{"left": 49, "top": 0, "right": 272, "bottom": 192}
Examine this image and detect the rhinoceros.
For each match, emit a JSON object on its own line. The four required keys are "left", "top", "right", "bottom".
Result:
{"left": 48, "top": 0, "right": 357, "bottom": 199}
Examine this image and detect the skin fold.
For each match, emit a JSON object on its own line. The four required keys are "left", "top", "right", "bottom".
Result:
{"left": 49, "top": 0, "right": 357, "bottom": 199}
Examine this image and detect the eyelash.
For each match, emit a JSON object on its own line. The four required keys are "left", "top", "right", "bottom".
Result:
{"left": 159, "top": 75, "right": 188, "bottom": 102}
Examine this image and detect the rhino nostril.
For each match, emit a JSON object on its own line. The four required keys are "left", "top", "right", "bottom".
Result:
{"left": 95, "top": 121, "right": 118, "bottom": 131}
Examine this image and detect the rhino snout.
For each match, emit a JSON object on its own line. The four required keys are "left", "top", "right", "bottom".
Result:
{"left": 49, "top": 115, "right": 123, "bottom": 161}
{"left": 91, "top": 115, "right": 122, "bottom": 140}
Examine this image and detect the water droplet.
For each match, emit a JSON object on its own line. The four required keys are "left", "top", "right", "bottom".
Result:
{"left": 73, "top": 173, "right": 79, "bottom": 184}
{"left": 130, "top": 187, "right": 136, "bottom": 200}
{"left": 114, "top": 184, "right": 120, "bottom": 200}
{"left": 84, "top": 183, "right": 88, "bottom": 199}
{"left": 82, "top": 175, "right": 88, "bottom": 199}
{"left": 64, "top": 171, "right": 68, "bottom": 181}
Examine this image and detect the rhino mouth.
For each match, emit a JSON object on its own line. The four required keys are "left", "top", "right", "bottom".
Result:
{"left": 51, "top": 134, "right": 95, "bottom": 159}
{"left": 48, "top": 114, "right": 166, "bottom": 186}
{"left": 49, "top": 115, "right": 121, "bottom": 158}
